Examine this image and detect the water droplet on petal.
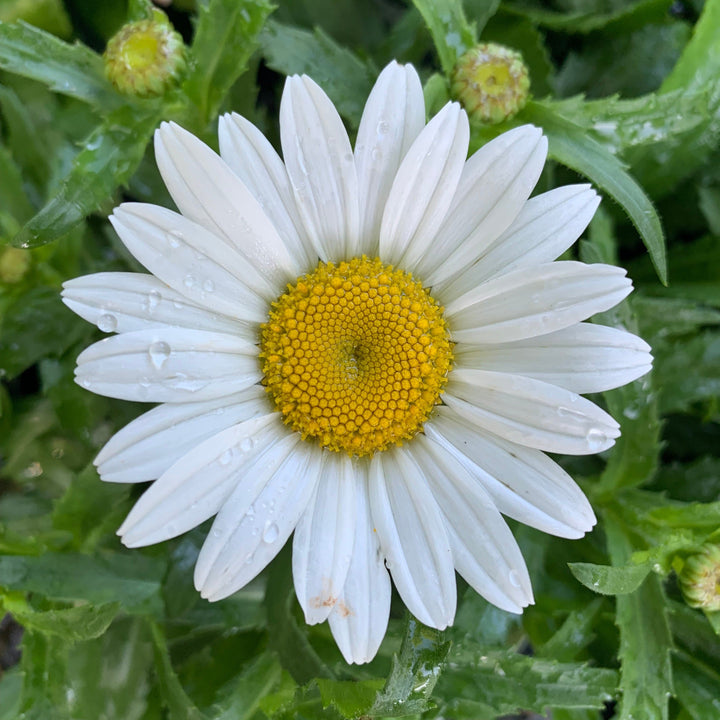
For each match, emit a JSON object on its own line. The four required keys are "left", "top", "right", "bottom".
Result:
{"left": 148, "top": 341, "right": 171, "bottom": 369}
{"left": 240, "top": 436, "right": 254, "bottom": 453}
{"left": 147, "top": 289, "right": 161, "bottom": 311}
{"left": 98, "top": 313, "right": 117, "bottom": 332}
{"left": 202, "top": 278, "right": 215, "bottom": 293}
{"left": 184, "top": 274, "right": 196, "bottom": 288}
{"left": 262, "top": 522, "right": 279, "bottom": 544}
{"left": 218, "top": 449, "right": 233, "bottom": 466}
{"left": 166, "top": 229, "right": 184, "bottom": 247}
{"left": 509, "top": 570, "right": 521, "bottom": 588}
{"left": 586, "top": 428, "right": 607, "bottom": 452}
{"left": 376, "top": 120, "right": 390, "bottom": 134}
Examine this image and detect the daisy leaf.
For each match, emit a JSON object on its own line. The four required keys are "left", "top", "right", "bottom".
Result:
{"left": 524, "top": 100, "right": 668, "bottom": 285}
{"left": 568, "top": 561, "right": 651, "bottom": 596}
{"left": 411, "top": 0, "right": 477, "bottom": 75}
{"left": 0, "top": 21, "right": 119, "bottom": 110}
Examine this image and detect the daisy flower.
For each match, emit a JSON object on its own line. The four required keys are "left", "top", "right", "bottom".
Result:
{"left": 63, "top": 61, "right": 652, "bottom": 664}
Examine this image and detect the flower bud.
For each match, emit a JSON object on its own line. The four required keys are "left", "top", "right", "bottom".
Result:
{"left": 679, "top": 544, "right": 720, "bottom": 611}
{"left": 0, "top": 247, "right": 31, "bottom": 284}
{"left": 104, "top": 10, "right": 186, "bottom": 98}
{"left": 451, "top": 43, "right": 530, "bottom": 125}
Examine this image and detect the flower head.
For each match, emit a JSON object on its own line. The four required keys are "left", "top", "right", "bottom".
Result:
{"left": 104, "top": 9, "right": 185, "bottom": 97}
{"left": 451, "top": 43, "right": 530, "bottom": 125}
{"left": 63, "top": 61, "right": 652, "bottom": 664}
{"left": 679, "top": 544, "right": 720, "bottom": 611}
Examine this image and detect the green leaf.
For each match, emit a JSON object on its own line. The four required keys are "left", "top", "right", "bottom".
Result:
{"left": 438, "top": 648, "right": 618, "bottom": 716}
{"left": 644, "top": 501, "right": 720, "bottom": 530}
{"left": 538, "top": 598, "right": 605, "bottom": 662}
{"left": 213, "top": 652, "right": 283, "bottom": 720}
{"left": 150, "top": 622, "right": 207, "bottom": 720}
{"left": 0, "top": 21, "right": 119, "bottom": 109}
{"left": 605, "top": 515, "right": 673, "bottom": 720}
{"left": 568, "top": 562, "right": 651, "bottom": 596}
{"left": 0, "top": 551, "right": 165, "bottom": 614}
{"left": 182, "top": 0, "right": 274, "bottom": 127}
{"left": 522, "top": 100, "right": 667, "bottom": 284}
{"left": 3, "top": 597, "right": 119, "bottom": 641}
{"left": 673, "top": 651, "right": 720, "bottom": 720}
{"left": 371, "top": 615, "right": 451, "bottom": 716}
{"left": 0, "top": 670, "right": 23, "bottom": 720}
{"left": 260, "top": 19, "right": 377, "bottom": 128}
{"left": 0, "top": 286, "right": 88, "bottom": 380}
{"left": 316, "top": 678, "right": 384, "bottom": 718}
{"left": 410, "top": 0, "right": 477, "bottom": 75}
{"left": 13, "top": 105, "right": 161, "bottom": 248}
{"left": 0, "top": 142, "right": 34, "bottom": 228}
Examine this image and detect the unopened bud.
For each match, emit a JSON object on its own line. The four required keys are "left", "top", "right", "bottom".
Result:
{"left": 679, "top": 544, "right": 720, "bottom": 611}
{"left": 451, "top": 43, "right": 530, "bottom": 125}
{"left": 104, "top": 10, "right": 186, "bottom": 98}
{"left": 0, "top": 246, "right": 31, "bottom": 284}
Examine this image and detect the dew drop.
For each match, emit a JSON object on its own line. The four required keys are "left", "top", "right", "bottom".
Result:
{"left": 586, "top": 428, "right": 607, "bottom": 452}
{"left": 98, "top": 313, "right": 117, "bottom": 332}
{"left": 244, "top": 552, "right": 255, "bottom": 564}
{"left": 167, "top": 229, "right": 184, "bottom": 248}
{"left": 262, "top": 522, "right": 279, "bottom": 544}
{"left": 184, "top": 274, "right": 196, "bottom": 288}
{"left": 239, "top": 436, "right": 255, "bottom": 453}
{"left": 148, "top": 341, "right": 171, "bottom": 369}
{"left": 202, "top": 278, "right": 215, "bottom": 293}
{"left": 147, "top": 289, "right": 161, "bottom": 311}
{"left": 509, "top": 570, "right": 521, "bottom": 588}
{"left": 218, "top": 449, "right": 233, "bottom": 466}
{"left": 376, "top": 120, "right": 390, "bottom": 134}
{"left": 371, "top": 147, "right": 382, "bottom": 161}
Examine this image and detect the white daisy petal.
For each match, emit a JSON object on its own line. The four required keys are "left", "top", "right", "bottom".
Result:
{"left": 355, "top": 61, "right": 425, "bottom": 255}
{"left": 427, "top": 410, "right": 596, "bottom": 538}
{"left": 196, "top": 442, "right": 323, "bottom": 601}
{"left": 329, "top": 469, "right": 391, "bottom": 665}
{"left": 446, "top": 261, "right": 632, "bottom": 344}
{"left": 154, "top": 121, "right": 297, "bottom": 290}
{"left": 420, "top": 125, "right": 547, "bottom": 285}
{"left": 445, "top": 368, "right": 620, "bottom": 455}
{"left": 369, "top": 449, "right": 456, "bottom": 629}
{"left": 218, "top": 113, "right": 315, "bottom": 270}
{"left": 444, "top": 185, "right": 601, "bottom": 295}
{"left": 96, "top": 386, "right": 268, "bottom": 483}
{"left": 412, "top": 434, "right": 533, "bottom": 612}
{"left": 292, "top": 453, "right": 357, "bottom": 625}
{"left": 118, "top": 413, "right": 281, "bottom": 547}
{"left": 75, "top": 328, "right": 261, "bottom": 403}
{"left": 110, "top": 204, "right": 268, "bottom": 322}
{"left": 379, "top": 102, "right": 469, "bottom": 268}
{"left": 280, "top": 75, "right": 360, "bottom": 259}
{"left": 62, "top": 272, "right": 250, "bottom": 338}
{"left": 455, "top": 322, "right": 652, "bottom": 394}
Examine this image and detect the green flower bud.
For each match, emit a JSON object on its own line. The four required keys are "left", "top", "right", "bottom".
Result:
{"left": 0, "top": 246, "right": 31, "bottom": 284}
{"left": 104, "top": 10, "right": 186, "bottom": 98}
{"left": 451, "top": 43, "right": 530, "bottom": 125}
{"left": 679, "top": 544, "right": 720, "bottom": 611}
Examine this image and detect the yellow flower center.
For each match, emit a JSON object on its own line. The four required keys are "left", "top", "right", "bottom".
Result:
{"left": 260, "top": 257, "right": 453, "bottom": 456}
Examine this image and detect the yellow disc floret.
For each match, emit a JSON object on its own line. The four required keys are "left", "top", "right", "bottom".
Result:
{"left": 260, "top": 257, "right": 453, "bottom": 456}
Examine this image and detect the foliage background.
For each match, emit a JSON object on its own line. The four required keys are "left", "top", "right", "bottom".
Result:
{"left": 1, "top": 0, "right": 720, "bottom": 718}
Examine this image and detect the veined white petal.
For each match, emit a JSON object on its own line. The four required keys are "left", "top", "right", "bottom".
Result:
{"left": 455, "top": 322, "right": 652, "bottom": 393}
{"left": 427, "top": 410, "right": 596, "bottom": 538}
{"left": 62, "top": 272, "right": 250, "bottom": 339}
{"left": 75, "top": 328, "right": 261, "bottom": 403}
{"left": 292, "top": 453, "right": 357, "bottom": 624}
{"left": 118, "top": 413, "right": 281, "bottom": 547}
{"left": 196, "top": 442, "right": 323, "bottom": 601}
{"left": 329, "top": 467, "right": 391, "bottom": 665}
{"left": 442, "top": 185, "right": 600, "bottom": 297}
{"left": 154, "top": 122, "right": 297, "bottom": 291}
{"left": 445, "top": 261, "right": 632, "bottom": 344}
{"left": 369, "top": 449, "right": 456, "bottom": 629}
{"left": 110, "top": 204, "right": 268, "bottom": 322}
{"left": 218, "top": 113, "right": 315, "bottom": 270}
{"left": 280, "top": 75, "right": 360, "bottom": 259}
{"left": 420, "top": 125, "right": 547, "bottom": 285}
{"left": 444, "top": 368, "right": 620, "bottom": 455}
{"left": 355, "top": 61, "right": 425, "bottom": 255}
{"left": 96, "top": 386, "right": 269, "bottom": 483}
{"left": 411, "top": 434, "right": 533, "bottom": 612}
{"left": 379, "top": 102, "right": 469, "bottom": 268}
